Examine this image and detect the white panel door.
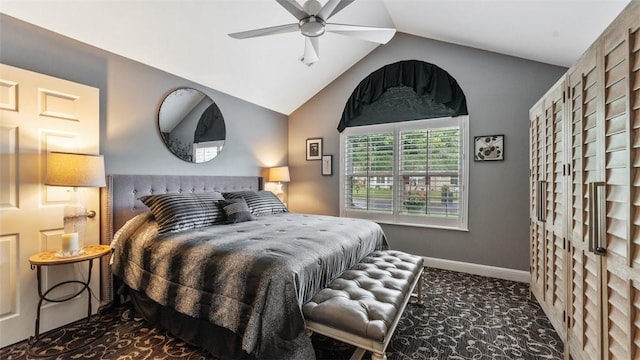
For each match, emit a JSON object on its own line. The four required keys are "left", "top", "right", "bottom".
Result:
{"left": 0, "top": 63, "right": 100, "bottom": 347}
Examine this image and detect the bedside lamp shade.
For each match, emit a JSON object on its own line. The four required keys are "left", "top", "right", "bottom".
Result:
{"left": 46, "top": 152, "right": 106, "bottom": 188}
{"left": 268, "top": 166, "right": 290, "bottom": 183}
{"left": 45, "top": 152, "right": 105, "bottom": 256}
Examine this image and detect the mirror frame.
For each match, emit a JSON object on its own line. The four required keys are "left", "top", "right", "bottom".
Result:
{"left": 157, "top": 87, "right": 226, "bottom": 163}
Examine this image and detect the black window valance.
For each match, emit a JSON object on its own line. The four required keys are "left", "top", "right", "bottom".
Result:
{"left": 337, "top": 60, "right": 468, "bottom": 132}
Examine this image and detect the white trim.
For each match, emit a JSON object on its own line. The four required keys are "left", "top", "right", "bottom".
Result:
{"left": 422, "top": 256, "right": 530, "bottom": 283}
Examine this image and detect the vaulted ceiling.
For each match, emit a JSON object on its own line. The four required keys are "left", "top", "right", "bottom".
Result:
{"left": 0, "top": 0, "right": 630, "bottom": 115}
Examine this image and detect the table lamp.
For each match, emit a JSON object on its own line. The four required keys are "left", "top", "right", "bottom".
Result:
{"left": 45, "top": 152, "right": 106, "bottom": 255}
{"left": 268, "top": 166, "right": 290, "bottom": 201}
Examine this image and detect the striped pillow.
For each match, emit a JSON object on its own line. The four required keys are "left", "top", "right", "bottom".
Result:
{"left": 222, "top": 190, "right": 288, "bottom": 217}
{"left": 139, "top": 192, "right": 225, "bottom": 234}
{"left": 218, "top": 199, "right": 254, "bottom": 223}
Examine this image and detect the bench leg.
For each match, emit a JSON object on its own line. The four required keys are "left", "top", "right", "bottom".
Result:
{"left": 349, "top": 348, "right": 366, "bottom": 360}
{"left": 371, "top": 351, "right": 387, "bottom": 360}
{"left": 417, "top": 270, "right": 424, "bottom": 306}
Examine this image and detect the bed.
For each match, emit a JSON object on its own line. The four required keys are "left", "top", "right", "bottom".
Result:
{"left": 101, "top": 174, "right": 388, "bottom": 359}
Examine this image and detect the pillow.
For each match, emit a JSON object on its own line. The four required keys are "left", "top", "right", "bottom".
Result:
{"left": 139, "top": 192, "right": 225, "bottom": 234}
{"left": 222, "top": 190, "right": 288, "bottom": 217}
{"left": 218, "top": 199, "right": 253, "bottom": 223}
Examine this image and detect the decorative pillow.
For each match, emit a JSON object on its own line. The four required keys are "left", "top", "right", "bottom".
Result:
{"left": 218, "top": 199, "right": 254, "bottom": 223}
{"left": 139, "top": 192, "right": 225, "bottom": 234}
{"left": 222, "top": 190, "right": 288, "bottom": 217}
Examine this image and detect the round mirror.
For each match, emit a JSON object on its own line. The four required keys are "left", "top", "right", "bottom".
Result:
{"left": 158, "top": 88, "right": 226, "bottom": 163}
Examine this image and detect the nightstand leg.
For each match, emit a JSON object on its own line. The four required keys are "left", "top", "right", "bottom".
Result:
{"left": 34, "top": 265, "right": 44, "bottom": 340}
{"left": 86, "top": 259, "right": 93, "bottom": 321}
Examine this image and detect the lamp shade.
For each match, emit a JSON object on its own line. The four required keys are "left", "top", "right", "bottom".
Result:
{"left": 46, "top": 152, "right": 106, "bottom": 187}
{"left": 268, "top": 166, "right": 290, "bottom": 182}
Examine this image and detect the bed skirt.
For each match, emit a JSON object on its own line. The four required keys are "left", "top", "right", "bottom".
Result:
{"left": 126, "top": 286, "right": 255, "bottom": 359}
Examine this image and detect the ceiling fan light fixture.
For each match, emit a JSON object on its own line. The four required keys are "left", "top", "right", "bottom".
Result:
{"left": 303, "top": 0, "right": 323, "bottom": 15}
{"left": 300, "top": 16, "right": 325, "bottom": 37}
{"left": 228, "top": 0, "right": 394, "bottom": 65}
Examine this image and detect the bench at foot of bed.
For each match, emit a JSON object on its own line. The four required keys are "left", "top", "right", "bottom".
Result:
{"left": 303, "top": 250, "right": 424, "bottom": 360}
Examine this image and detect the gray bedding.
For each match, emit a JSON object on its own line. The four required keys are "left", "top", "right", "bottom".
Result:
{"left": 110, "top": 212, "right": 388, "bottom": 359}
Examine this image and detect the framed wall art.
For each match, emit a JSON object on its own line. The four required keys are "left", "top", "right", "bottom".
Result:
{"left": 306, "top": 138, "right": 323, "bottom": 160}
{"left": 321, "top": 155, "right": 333, "bottom": 176}
{"left": 474, "top": 135, "right": 504, "bottom": 161}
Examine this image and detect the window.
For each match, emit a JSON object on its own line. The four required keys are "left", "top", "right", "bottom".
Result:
{"left": 193, "top": 140, "right": 224, "bottom": 163}
{"left": 340, "top": 117, "right": 468, "bottom": 230}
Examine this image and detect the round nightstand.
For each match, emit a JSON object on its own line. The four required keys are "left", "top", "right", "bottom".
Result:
{"left": 28, "top": 244, "right": 112, "bottom": 341}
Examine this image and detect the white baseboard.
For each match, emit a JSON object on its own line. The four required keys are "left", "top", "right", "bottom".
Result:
{"left": 422, "top": 256, "right": 530, "bottom": 283}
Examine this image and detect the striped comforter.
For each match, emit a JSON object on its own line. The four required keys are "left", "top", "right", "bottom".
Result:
{"left": 110, "top": 212, "right": 387, "bottom": 359}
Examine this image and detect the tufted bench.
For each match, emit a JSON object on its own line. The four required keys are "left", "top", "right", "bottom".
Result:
{"left": 303, "top": 250, "right": 424, "bottom": 360}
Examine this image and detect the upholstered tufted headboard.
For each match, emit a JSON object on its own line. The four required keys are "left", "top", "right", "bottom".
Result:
{"left": 99, "top": 174, "right": 263, "bottom": 302}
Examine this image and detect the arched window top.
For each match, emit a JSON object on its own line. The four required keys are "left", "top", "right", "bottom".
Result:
{"left": 337, "top": 60, "right": 468, "bottom": 132}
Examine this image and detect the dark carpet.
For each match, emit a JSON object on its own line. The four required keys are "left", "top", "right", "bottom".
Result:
{"left": 1, "top": 267, "right": 563, "bottom": 359}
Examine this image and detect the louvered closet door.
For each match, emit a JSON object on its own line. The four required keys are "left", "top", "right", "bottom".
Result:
{"left": 600, "top": 9, "right": 640, "bottom": 359}
{"left": 567, "top": 45, "right": 604, "bottom": 360}
{"left": 543, "top": 80, "right": 568, "bottom": 340}
{"left": 530, "top": 102, "right": 546, "bottom": 301}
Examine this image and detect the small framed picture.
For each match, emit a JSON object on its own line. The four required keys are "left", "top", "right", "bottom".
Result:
{"left": 306, "top": 138, "right": 323, "bottom": 161}
{"left": 321, "top": 155, "right": 333, "bottom": 176}
{"left": 474, "top": 135, "right": 504, "bottom": 161}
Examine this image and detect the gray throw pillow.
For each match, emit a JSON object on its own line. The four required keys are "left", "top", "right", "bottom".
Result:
{"left": 218, "top": 198, "right": 254, "bottom": 223}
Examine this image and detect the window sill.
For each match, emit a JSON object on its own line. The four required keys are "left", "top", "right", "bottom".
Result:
{"left": 374, "top": 220, "right": 469, "bottom": 232}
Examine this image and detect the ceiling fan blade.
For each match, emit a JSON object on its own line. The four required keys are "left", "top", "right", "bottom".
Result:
{"left": 326, "top": 23, "right": 396, "bottom": 44}
{"left": 276, "top": 0, "right": 309, "bottom": 21}
{"left": 317, "top": 0, "right": 354, "bottom": 21}
{"left": 229, "top": 23, "right": 299, "bottom": 39}
{"left": 303, "top": 36, "right": 320, "bottom": 65}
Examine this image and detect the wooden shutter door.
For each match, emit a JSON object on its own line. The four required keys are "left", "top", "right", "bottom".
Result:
{"left": 567, "top": 45, "right": 605, "bottom": 360}
{"left": 530, "top": 101, "right": 546, "bottom": 301}
{"left": 543, "top": 79, "right": 568, "bottom": 339}
{"left": 600, "top": 6, "right": 640, "bottom": 359}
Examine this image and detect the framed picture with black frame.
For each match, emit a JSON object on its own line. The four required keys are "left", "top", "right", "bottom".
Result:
{"left": 321, "top": 155, "right": 333, "bottom": 176}
{"left": 306, "top": 138, "right": 323, "bottom": 160}
{"left": 474, "top": 134, "right": 504, "bottom": 161}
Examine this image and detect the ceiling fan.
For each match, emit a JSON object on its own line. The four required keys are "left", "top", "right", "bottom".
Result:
{"left": 228, "top": 0, "right": 396, "bottom": 66}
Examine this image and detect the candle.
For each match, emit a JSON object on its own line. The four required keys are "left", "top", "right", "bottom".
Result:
{"left": 61, "top": 232, "right": 79, "bottom": 253}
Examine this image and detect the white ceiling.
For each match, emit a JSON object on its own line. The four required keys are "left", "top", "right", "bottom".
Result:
{"left": 0, "top": 0, "right": 631, "bottom": 115}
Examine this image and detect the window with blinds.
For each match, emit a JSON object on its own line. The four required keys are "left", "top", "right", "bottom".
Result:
{"left": 340, "top": 117, "right": 468, "bottom": 230}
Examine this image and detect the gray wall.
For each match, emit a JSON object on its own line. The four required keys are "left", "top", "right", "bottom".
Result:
{"left": 0, "top": 14, "right": 288, "bottom": 176}
{"left": 288, "top": 33, "right": 567, "bottom": 271}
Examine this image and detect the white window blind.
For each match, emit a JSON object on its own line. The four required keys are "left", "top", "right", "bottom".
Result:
{"left": 340, "top": 117, "right": 468, "bottom": 230}
{"left": 344, "top": 132, "right": 394, "bottom": 213}
{"left": 193, "top": 140, "right": 224, "bottom": 163}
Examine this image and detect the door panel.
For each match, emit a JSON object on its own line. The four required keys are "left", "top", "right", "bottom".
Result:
{"left": 601, "top": 12, "right": 640, "bottom": 359}
{"left": 543, "top": 81, "right": 567, "bottom": 338}
{"left": 0, "top": 64, "right": 100, "bottom": 347}
{"left": 530, "top": 102, "right": 546, "bottom": 299}
{"left": 567, "top": 46, "right": 604, "bottom": 360}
